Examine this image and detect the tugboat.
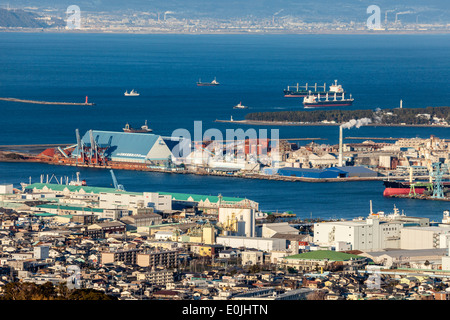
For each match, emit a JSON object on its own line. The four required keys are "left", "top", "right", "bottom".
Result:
{"left": 124, "top": 89, "right": 140, "bottom": 96}
{"left": 233, "top": 102, "right": 248, "bottom": 109}
{"left": 197, "top": 77, "right": 220, "bottom": 86}
{"left": 123, "top": 120, "right": 153, "bottom": 133}
{"left": 303, "top": 91, "right": 354, "bottom": 108}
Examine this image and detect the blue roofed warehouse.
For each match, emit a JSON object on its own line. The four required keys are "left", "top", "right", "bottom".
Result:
{"left": 73, "top": 130, "right": 180, "bottom": 165}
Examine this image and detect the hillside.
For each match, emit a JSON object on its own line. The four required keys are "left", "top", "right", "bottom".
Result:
{"left": 0, "top": 8, "right": 64, "bottom": 28}
{"left": 3, "top": 0, "right": 450, "bottom": 22}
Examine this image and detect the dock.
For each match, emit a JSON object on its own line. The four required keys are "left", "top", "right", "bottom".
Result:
{"left": 0, "top": 97, "right": 95, "bottom": 106}
{"left": 0, "top": 144, "right": 73, "bottom": 154}
{"left": 344, "top": 137, "right": 400, "bottom": 141}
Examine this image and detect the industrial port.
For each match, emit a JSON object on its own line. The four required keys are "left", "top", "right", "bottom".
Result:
{"left": 1, "top": 126, "right": 450, "bottom": 195}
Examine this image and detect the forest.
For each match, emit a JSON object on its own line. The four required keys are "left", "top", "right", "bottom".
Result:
{"left": 244, "top": 106, "right": 450, "bottom": 125}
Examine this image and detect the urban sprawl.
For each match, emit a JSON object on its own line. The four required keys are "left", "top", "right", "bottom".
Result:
{"left": 1, "top": 136, "right": 450, "bottom": 300}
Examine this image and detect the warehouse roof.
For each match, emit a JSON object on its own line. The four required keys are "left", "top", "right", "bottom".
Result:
{"left": 25, "top": 183, "right": 141, "bottom": 195}
{"left": 25, "top": 183, "right": 250, "bottom": 205}
{"left": 80, "top": 130, "right": 162, "bottom": 160}
{"left": 285, "top": 250, "right": 365, "bottom": 261}
{"left": 158, "top": 192, "right": 246, "bottom": 203}
{"left": 36, "top": 204, "right": 104, "bottom": 213}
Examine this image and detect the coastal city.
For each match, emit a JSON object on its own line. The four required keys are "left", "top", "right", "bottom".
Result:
{"left": 2, "top": 167, "right": 450, "bottom": 301}
{"left": 0, "top": 0, "right": 449, "bottom": 312}
{"left": 0, "top": 5, "right": 449, "bottom": 34}
{"left": 1, "top": 133, "right": 450, "bottom": 301}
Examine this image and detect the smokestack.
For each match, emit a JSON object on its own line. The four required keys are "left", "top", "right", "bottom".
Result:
{"left": 338, "top": 125, "right": 343, "bottom": 167}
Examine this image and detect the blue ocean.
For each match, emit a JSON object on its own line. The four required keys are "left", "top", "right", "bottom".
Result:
{"left": 0, "top": 32, "right": 449, "bottom": 221}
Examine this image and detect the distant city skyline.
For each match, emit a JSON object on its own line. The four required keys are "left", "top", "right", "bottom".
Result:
{"left": 1, "top": 0, "right": 449, "bottom": 23}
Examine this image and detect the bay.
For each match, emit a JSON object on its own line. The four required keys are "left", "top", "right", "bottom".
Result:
{"left": 0, "top": 32, "right": 449, "bottom": 221}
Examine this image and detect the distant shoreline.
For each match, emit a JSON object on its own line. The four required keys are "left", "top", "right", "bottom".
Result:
{"left": 215, "top": 119, "right": 450, "bottom": 128}
{"left": 1, "top": 29, "right": 450, "bottom": 35}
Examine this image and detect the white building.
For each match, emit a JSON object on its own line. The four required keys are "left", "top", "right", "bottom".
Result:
{"left": 314, "top": 218, "right": 404, "bottom": 251}
{"left": 0, "top": 184, "right": 13, "bottom": 194}
{"left": 261, "top": 222, "right": 299, "bottom": 238}
{"left": 98, "top": 191, "right": 171, "bottom": 212}
{"left": 241, "top": 250, "right": 264, "bottom": 265}
{"left": 33, "top": 246, "right": 50, "bottom": 260}
{"left": 401, "top": 226, "right": 450, "bottom": 250}
{"left": 216, "top": 236, "right": 286, "bottom": 252}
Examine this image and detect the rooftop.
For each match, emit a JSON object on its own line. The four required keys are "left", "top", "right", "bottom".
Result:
{"left": 285, "top": 250, "right": 365, "bottom": 261}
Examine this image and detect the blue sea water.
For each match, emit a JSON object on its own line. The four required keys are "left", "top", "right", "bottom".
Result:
{"left": 0, "top": 32, "right": 450, "bottom": 221}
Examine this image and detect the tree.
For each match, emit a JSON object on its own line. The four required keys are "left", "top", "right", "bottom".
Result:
{"left": 68, "top": 289, "right": 117, "bottom": 300}
{"left": 307, "top": 290, "right": 326, "bottom": 300}
{"left": 0, "top": 281, "right": 117, "bottom": 300}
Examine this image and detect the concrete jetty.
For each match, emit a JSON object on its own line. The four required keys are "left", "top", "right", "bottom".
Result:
{"left": 0, "top": 97, "right": 95, "bottom": 106}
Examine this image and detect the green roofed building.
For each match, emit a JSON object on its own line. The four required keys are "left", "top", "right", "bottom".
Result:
{"left": 24, "top": 183, "right": 258, "bottom": 214}
{"left": 282, "top": 250, "right": 368, "bottom": 272}
{"left": 158, "top": 191, "right": 258, "bottom": 213}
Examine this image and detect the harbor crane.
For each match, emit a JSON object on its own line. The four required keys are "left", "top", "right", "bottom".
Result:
{"left": 110, "top": 170, "right": 125, "bottom": 191}
{"left": 430, "top": 162, "right": 448, "bottom": 199}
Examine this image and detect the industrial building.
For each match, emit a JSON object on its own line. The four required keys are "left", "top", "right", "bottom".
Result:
{"left": 314, "top": 214, "right": 430, "bottom": 251}
{"left": 218, "top": 207, "right": 256, "bottom": 237}
{"left": 276, "top": 167, "right": 347, "bottom": 179}
{"left": 281, "top": 250, "right": 368, "bottom": 272}
{"left": 25, "top": 183, "right": 172, "bottom": 213}
{"left": 158, "top": 192, "right": 259, "bottom": 214}
{"left": 274, "top": 166, "right": 377, "bottom": 179}
{"left": 400, "top": 226, "right": 450, "bottom": 250}
{"left": 216, "top": 236, "right": 286, "bottom": 252}
{"left": 73, "top": 130, "right": 180, "bottom": 166}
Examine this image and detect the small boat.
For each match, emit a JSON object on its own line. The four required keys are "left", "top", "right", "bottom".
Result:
{"left": 124, "top": 89, "right": 140, "bottom": 96}
{"left": 69, "top": 172, "right": 87, "bottom": 186}
{"left": 233, "top": 102, "right": 248, "bottom": 109}
{"left": 197, "top": 77, "right": 220, "bottom": 86}
{"left": 123, "top": 120, "right": 153, "bottom": 133}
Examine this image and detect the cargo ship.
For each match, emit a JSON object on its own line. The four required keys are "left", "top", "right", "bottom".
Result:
{"left": 123, "top": 120, "right": 152, "bottom": 133}
{"left": 383, "top": 180, "right": 450, "bottom": 197}
{"left": 197, "top": 77, "right": 219, "bottom": 86}
{"left": 284, "top": 80, "right": 345, "bottom": 98}
{"left": 303, "top": 92, "right": 354, "bottom": 108}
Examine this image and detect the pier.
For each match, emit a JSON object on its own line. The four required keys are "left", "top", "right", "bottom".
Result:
{"left": 0, "top": 97, "right": 95, "bottom": 106}
{"left": 0, "top": 144, "right": 72, "bottom": 154}
{"left": 344, "top": 137, "right": 400, "bottom": 141}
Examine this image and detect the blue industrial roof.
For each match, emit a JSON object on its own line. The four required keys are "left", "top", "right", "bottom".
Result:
{"left": 74, "top": 130, "right": 162, "bottom": 160}
{"left": 277, "top": 167, "right": 346, "bottom": 178}
{"left": 333, "top": 166, "right": 376, "bottom": 174}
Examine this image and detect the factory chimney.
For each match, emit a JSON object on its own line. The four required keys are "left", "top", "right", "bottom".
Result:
{"left": 338, "top": 125, "right": 343, "bottom": 167}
